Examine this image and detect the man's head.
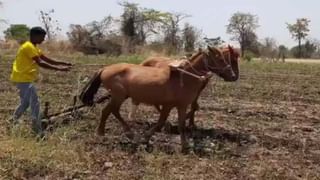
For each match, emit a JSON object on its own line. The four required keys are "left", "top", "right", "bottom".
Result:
{"left": 30, "top": 27, "right": 46, "bottom": 44}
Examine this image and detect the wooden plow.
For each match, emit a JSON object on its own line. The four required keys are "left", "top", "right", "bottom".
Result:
{"left": 41, "top": 94, "right": 110, "bottom": 128}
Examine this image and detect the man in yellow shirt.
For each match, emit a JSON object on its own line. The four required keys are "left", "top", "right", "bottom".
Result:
{"left": 10, "top": 27, "right": 72, "bottom": 137}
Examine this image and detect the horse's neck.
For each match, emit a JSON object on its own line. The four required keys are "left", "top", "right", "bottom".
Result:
{"left": 185, "top": 53, "right": 208, "bottom": 74}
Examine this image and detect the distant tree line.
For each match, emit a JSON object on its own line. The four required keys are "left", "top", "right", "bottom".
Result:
{"left": 2, "top": 1, "right": 320, "bottom": 59}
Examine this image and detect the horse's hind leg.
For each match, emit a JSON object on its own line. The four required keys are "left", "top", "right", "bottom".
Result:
{"left": 97, "top": 102, "right": 113, "bottom": 136}
{"left": 111, "top": 97, "right": 134, "bottom": 139}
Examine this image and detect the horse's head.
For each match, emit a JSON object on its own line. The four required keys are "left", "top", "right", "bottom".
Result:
{"left": 205, "top": 46, "right": 236, "bottom": 81}
{"left": 221, "top": 45, "right": 240, "bottom": 81}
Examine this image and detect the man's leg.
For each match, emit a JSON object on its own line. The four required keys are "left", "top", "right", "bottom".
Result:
{"left": 29, "top": 84, "right": 43, "bottom": 135}
{"left": 12, "top": 83, "right": 31, "bottom": 123}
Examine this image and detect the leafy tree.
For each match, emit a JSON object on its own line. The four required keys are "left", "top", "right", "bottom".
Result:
{"left": 307, "top": 38, "right": 320, "bottom": 58}
{"left": 278, "top": 45, "right": 288, "bottom": 60}
{"left": 67, "top": 17, "right": 121, "bottom": 55}
{"left": 119, "top": 1, "right": 169, "bottom": 53}
{"left": 260, "top": 37, "right": 278, "bottom": 59}
{"left": 287, "top": 18, "right": 310, "bottom": 58}
{"left": 226, "top": 12, "right": 259, "bottom": 57}
{"left": 4, "top": 24, "right": 30, "bottom": 43}
{"left": 245, "top": 31, "right": 260, "bottom": 55}
{"left": 182, "top": 23, "right": 200, "bottom": 52}
{"left": 290, "top": 40, "right": 316, "bottom": 58}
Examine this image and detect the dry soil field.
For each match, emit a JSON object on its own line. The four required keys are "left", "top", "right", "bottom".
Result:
{"left": 0, "top": 54, "right": 320, "bottom": 179}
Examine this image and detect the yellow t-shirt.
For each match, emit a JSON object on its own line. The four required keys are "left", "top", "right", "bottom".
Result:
{"left": 10, "top": 41, "right": 42, "bottom": 82}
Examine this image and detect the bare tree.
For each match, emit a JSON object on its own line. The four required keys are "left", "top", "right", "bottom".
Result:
{"left": 67, "top": 16, "right": 122, "bottom": 55}
{"left": 87, "top": 15, "right": 114, "bottom": 39}
{"left": 0, "top": 1, "right": 8, "bottom": 26}
{"left": 163, "top": 12, "right": 190, "bottom": 54}
{"left": 182, "top": 23, "right": 201, "bottom": 52}
{"left": 39, "top": 9, "right": 61, "bottom": 40}
{"left": 67, "top": 24, "right": 90, "bottom": 50}
{"left": 260, "top": 37, "right": 278, "bottom": 62}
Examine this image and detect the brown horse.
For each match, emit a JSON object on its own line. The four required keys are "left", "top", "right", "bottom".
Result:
{"left": 80, "top": 46, "right": 236, "bottom": 152}
{"left": 129, "top": 45, "right": 240, "bottom": 129}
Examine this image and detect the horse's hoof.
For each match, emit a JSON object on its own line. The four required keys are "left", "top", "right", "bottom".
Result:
{"left": 164, "top": 122, "right": 173, "bottom": 133}
{"left": 181, "top": 141, "right": 192, "bottom": 154}
{"left": 145, "top": 143, "right": 154, "bottom": 153}
{"left": 125, "top": 131, "right": 135, "bottom": 140}
{"left": 140, "top": 135, "right": 151, "bottom": 145}
{"left": 188, "top": 125, "right": 197, "bottom": 131}
{"left": 181, "top": 146, "right": 191, "bottom": 155}
{"left": 96, "top": 129, "right": 105, "bottom": 136}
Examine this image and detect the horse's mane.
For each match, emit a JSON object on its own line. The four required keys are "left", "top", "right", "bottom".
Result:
{"left": 221, "top": 46, "right": 240, "bottom": 61}
{"left": 188, "top": 49, "right": 203, "bottom": 61}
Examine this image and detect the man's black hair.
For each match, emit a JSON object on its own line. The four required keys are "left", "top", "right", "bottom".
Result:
{"left": 30, "top": 26, "right": 46, "bottom": 36}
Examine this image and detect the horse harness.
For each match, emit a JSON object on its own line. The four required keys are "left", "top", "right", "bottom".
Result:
{"left": 175, "top": 51, "right": 231, "bottom": 86}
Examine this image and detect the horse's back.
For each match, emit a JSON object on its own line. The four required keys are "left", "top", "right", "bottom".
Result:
{"left": 141, "top": 57, "right": 172, "bottom": 67}
{"left": 100, "top": 62, "right": 171, "bottom": 86}
{"left": 100, "top": 62, "right": 180, "bottom": 104}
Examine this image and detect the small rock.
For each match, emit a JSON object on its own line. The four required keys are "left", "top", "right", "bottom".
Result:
{"left": 209, "top": 142, "right": 216, "bottom": 148}
{"left": 301, "top": 126, "right": 314, "bottom": 132}
{"left": 103, "top": 162, "right": 113, "bottom": 169}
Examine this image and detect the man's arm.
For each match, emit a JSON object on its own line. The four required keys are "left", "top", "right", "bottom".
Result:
{"left": 33, "top": 56, "right": 70, "bottom": 71}
{"left": 40, "top": 55, "right": 72, "bottom": 66}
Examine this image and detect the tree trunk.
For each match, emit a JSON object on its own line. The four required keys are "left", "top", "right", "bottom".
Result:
{"left": 298, "top": 38, "right": 301, "bottom": 58}
{"left": 240, "top": 35, "right": 245, "bottom": 57}
{"left": 240, "top": 43, "right": 245, "bottom": 58}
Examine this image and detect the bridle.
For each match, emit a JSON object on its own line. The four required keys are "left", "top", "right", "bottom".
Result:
{"left": 202, "top": 50, "right": 232, "bottom": 74}
{"left": 175, "top": 49, "right": 232, "bottom": 83}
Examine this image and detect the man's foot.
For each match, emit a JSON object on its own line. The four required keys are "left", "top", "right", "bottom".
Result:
{"left": 6, "top": 117, "right": 18, "bottom": 125}
{"left": 36, "top": 132, "right": 47, "bottom": 141}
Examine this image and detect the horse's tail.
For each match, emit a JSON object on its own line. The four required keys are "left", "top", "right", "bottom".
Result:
{"left": 79, "top": 69, "right": 103, "bottom": 106}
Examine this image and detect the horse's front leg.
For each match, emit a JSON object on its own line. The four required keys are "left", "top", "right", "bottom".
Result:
{"left": 177, "top": 105, "right": 190, "bottom": 154}
{"left": 186, "top": 100, "right": 199, "bottom": 130}
{"left": 154, "top": 105, "right": 162, "bottom": 113}
{"left": 144, "top": 105, "right": 172, "bottom": 141}
{"left": 186, "top": 81, "right": 207, "bottom": 130}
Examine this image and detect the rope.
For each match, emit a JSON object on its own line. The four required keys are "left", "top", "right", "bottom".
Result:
{"left": 176, "top": 67, "right": 206, "bottom": 81}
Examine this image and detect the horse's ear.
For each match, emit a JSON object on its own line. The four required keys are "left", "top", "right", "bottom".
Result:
{"left": 210, "top": 46, "right": 221, "bottom": 54}
{"left": 228, "top": 44, "right": 234, "bottom": 54}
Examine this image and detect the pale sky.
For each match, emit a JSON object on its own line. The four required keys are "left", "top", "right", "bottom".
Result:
{"left": 1, "top": 0, "right": 320, "bottom": 48}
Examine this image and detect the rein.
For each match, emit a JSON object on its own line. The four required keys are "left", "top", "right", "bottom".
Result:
{"left": 176, "top": 67, "right": 208, "bottom": 81}
{"left": 202, "top": 51, "right": 232, "bottom": 73}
